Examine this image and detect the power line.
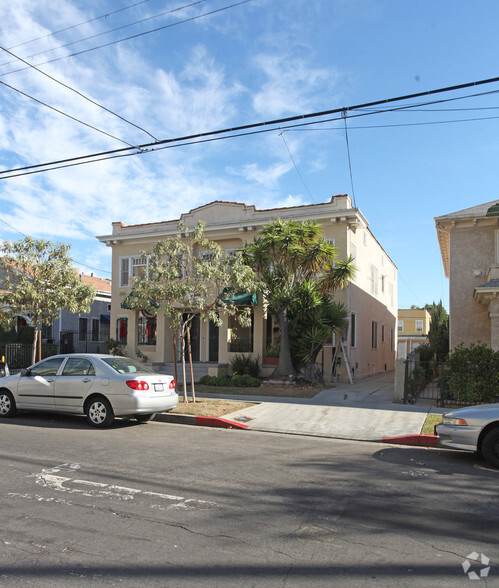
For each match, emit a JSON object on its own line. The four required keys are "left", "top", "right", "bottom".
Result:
{"left": 0, "top": 215, "right": 111, "bottom": 275}
{"left": 279, "top": 130, "right": 316, "bottom": 203}
{"left": 0, "top": 0, "right": 208, "bottom": 71}
{"left": 0, "top": 44, "right": 158, "bottom": 141}
{"left": 0, "top": 77, "right": 138, "bottom": 147}
{"left": 0, "top": 0, "right": 253, "bottom": 77}
{"left": 2, "top": 74, "right": 499, "bottom": 180}
{"left": 6, "top": 0, "right": 156, "bottom": 51}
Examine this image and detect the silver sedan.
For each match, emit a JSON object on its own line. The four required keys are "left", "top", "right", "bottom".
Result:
{"left": 0, "top": 354, "right": 177, "bottom": 427}
{"left": 435, "top": 404, "right": 499, "bottom": 468}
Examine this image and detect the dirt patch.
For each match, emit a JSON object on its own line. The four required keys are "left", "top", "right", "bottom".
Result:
{"left": 194, "top": 383, "right": 326, "bottom": 398}
{"left": 171, "top": 398, "right": 253, "bottom": 417}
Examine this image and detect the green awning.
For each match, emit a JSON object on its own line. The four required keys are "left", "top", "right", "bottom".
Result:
{"left": 121, "top": 291, "right": 158, "bottom": 310}
{"left": 219, "top": 288, "right": 258, "bottom": 306}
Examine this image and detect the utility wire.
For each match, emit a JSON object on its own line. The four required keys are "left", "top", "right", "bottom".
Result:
{"left": 6, "top": 0, "right": 155, "bottom": 51}
{"left": 342, "top": 110, "right": 356, "bottom": 209}
{"left": 0, "top": 215, "right": 111, "bottom": 274}
{"left": 0, "top": 0, "right": 253, "bottom": 77}
{"left": 2, "top": 74, "right": 499, "bottom": 180}
{"left": 0, "top": 77, "right": 138, "bottom": 147}
{"left": 0, "top": 0, "right": 208, "bottom": 70}
{"left": 0, "top": 44, "right": 158, "bottom": 141}
{"left": 279, "top": 130, "right": 316, "bottom": 203}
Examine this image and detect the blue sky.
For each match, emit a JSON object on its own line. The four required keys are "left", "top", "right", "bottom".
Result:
{"left": 1, "top": 0, "right": 499, "bottom": 310}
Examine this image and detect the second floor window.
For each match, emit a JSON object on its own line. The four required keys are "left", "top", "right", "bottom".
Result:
{"left": 415, "top": 319, "right": 423, "bottom": 332}
{"left": 120, "top": 255, "right": 149, "bottom": 287}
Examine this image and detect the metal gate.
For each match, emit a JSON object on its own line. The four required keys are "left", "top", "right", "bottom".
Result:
{"left": 403, "top": 354, "right": 444, "bottom": 405}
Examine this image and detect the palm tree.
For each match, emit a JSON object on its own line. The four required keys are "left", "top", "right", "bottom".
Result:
{"left": 243, "top": 219, "right": 354, "bottom": 379}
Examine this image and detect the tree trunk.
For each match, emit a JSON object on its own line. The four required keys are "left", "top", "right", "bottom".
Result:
{"left": 31, "top": 327, "right": 39, "bottom": 366}
{"left": 272, "top": 309, "right": 296, "bottom": 379}
{"left": 186, "top": 326, "right": 196, "bottom": 402}
{"left": 180, "top": 328, "right": 188, "bottom": 403}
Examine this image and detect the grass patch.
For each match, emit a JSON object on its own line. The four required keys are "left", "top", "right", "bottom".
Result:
{"left": 171, "top": 398, "right": 253, "bottom": 417}
{"left": 421, "top": 413, "right": 442, "bottom": 435}
{"left": 195, "top": 383, "right": 324, "bottom": 398}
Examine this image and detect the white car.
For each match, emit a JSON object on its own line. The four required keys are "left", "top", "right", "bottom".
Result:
{"left": 0, "top": 354, "right": 177, "bottom": 428}
{"left": 435, "top": 404, "right": 499, "bottom": 468}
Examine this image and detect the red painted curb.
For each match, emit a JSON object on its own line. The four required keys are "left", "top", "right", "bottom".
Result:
{"left": 194, "top": 416, "right": 248, "bottom": 429}
{"left": 382, "top": 434, "right": 438, "bottom": 447}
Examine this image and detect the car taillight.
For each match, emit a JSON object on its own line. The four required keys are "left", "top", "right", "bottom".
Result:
{"left": 169, "top": 380, "right": 176, "bottom": 389}
{"left": 126, "top": 380, "right": 150, "bottom": 391}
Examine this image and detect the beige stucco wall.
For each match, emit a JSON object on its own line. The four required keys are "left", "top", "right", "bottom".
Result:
{"left": 449, "top": 226, "right": 494, "bottom": 348}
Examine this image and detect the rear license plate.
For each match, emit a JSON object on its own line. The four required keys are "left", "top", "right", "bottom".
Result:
{"left": 154, "top": 383, "right": 164, "bottom": 392}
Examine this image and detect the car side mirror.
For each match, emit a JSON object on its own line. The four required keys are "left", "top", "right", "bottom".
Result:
{"left": 20, "top": 368, "right": 30, "bottom": 377}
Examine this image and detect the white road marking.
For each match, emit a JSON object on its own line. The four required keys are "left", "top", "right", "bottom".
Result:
{"left": 32, "top": 469, "right": 219, "bottom": 509}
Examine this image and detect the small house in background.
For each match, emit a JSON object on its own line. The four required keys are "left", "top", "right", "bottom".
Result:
{"left": 435, "top": 200, "right": 499, "bottom": 351}
{"left": 397, "top": 308, "right": 431, "bottom": 359}
{"left": 42, "top": 274, "right": 112, "bottom": 354}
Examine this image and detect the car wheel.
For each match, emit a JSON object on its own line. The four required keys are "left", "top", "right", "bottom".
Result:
{"left": 0, "top": 390, "right": 17, "bottom": 418}
{"left": 136, "top": 413, "right": 156, "bottom": 423}
{"left": 85, "top": 397, "right": 114, "bottom": 428}
{"left": 481, "top": 427, "right": 499, "bottom": 469}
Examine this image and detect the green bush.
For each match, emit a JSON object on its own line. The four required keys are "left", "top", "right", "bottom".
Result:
{"left": 230, "top": 374, "right": 261, "bottom": 387}
{"left": 416, "top": 343, "right": 434, "bottom": 363}
{"left": 199, "top": 374, "right": 231, "bottom": 386}
{"left": 230, "top": 353, "right": 260, "bottom": 377}
{"left": 445, "top": 342, "right": 499, "bottom": 404}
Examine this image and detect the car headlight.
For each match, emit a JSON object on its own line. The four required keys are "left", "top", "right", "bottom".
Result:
{"left": 442, "top": 416, "right": 468, "bottom": 426}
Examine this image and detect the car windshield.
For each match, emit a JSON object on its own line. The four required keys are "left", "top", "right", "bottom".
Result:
{"left": 102, "top": 357, "right": 156, "bottom": 375}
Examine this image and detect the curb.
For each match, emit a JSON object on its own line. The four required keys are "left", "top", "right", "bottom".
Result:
{"left": 153, "top": 412, "right": 248, "bottom": 429}
{"left": 381, "top": 434, "right": 438, "bottom": 447}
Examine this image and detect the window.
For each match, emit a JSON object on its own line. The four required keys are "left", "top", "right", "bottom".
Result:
{"left": 79, "top": 317, "right": 88, "bottom": 342}
{"left": 381, "top": 325, "right": 385, "bottom": 342}
{"left": 92, "top": 319, "right": 99, "bottom": 342}
{"left": 390, "top": 328, "right": 394, "bottom": 351}
{"left": 62, "top": 358, "right": 95, "bottom": 376}
{"left": 415, "top": 320, "right": 423, "bottom": 332}
{"left": 371, "top": 321, "right": 378, "bottom": 349}
{"left": 370, "top": 265, "right": 379, "bottom": 295}
{"left": 117, "top": 317, "right": 128, "bottom": 344}
{"left": 138, "top": 312, "right": 156, "bottom": 346}
{"left": 398, "top": 320, "right": 404, "bottom": 332}
{"left": 228, "top": 310, "right": 254, "bottom": 352}
{"left": 120, "top": 255, "right": 149, "bottom": 287}
{"left": 350, "top": 313, "right": 357, "bottom": 348}
{"left": 31, "top": 357, "right": 65, "bottom": 377}
{"left": 120, "top": 257, "right": 130, "bottom": 287}
{"left": 351, "top": 243, "right": 357, "bottom": 261}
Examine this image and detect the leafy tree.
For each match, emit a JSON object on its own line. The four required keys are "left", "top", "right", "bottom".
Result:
{"left": 243, "top": 219, "right": 354, "bottom": 379}
{"left": 0, "top": 237, "right": 96, "bottom": 364}
{"left": 130, "top": 221, "right": 258, "bottom": 402}
{"left": 288, "top": 280, "right": 348, "bottom": 382}
{"left": 427, "top": 300, "right": 449, "bottom": 360}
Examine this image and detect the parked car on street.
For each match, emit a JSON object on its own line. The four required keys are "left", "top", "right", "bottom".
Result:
{"left": 0, "top": 354, "right": 177, "bottom": 428}
{"left": 435, "top": 404, "right": 499, "bottom": 468}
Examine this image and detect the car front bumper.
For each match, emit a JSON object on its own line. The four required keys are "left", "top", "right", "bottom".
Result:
{"left": 435, "top": 423, "right": 480, "bottom": 452}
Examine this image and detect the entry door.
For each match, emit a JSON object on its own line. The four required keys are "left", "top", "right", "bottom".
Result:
{"left": 184, "top": 315, "right": 201, "bottom": 362}
{"left": 208, "top": 320, "right": 219, "bottom": 362}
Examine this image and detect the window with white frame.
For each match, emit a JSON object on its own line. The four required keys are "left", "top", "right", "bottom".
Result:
{"left": 398, "top": 320, "right": 404, "bottom": 332}
{"left": 415, "top": 319, "right": 423, "bottom": 332}
{"left": 119, "top": 255, "right": 149, "bottom": 287}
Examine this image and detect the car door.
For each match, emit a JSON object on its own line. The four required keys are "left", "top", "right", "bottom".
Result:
{"left": 54, "top": 357, "right": 96, "bottom": 412}
{"left": 16, "top": 357, "right": 65, "bottom": 409}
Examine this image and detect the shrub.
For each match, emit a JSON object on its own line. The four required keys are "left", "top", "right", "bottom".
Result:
{"left": 416, "top": 343, "right": 434, "bottom": 363}
{"left": 230, "top": 374, "right": 261, "bottom": 387}
{"left": 230, "top": 353, "right": 260, "bottom": 377}
{"left": 198, "top": 374, "right": 231, "bottom": 386}
{"left": 445, "top": 342, "right": 499, "bottom": 404}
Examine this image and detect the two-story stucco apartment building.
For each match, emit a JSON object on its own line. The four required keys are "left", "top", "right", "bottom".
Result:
{"left": 397, "top": 308, "right": 431, "bottom": 359}
{"left": 98, "top": 195, "right": 398, "bottom": 383}
{"left": 435, "top": 200, "right": 499, "bottom": 351}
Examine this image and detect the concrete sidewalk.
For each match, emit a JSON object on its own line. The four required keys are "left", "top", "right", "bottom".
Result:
{"left": 156, "top": 372, "right": 446, "bottom": 443}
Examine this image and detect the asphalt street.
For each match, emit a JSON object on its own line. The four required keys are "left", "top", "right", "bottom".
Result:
{"left": 1, "top": 413, "right": 497, "bottom": 587}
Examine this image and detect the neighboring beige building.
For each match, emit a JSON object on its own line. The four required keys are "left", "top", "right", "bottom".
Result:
{"left": 435, "top": 200, "right": 499, "bottom": 351}
{"left": 397, "top": 308, "right": 431, "bottom": 359}
{"left": 98, "top": 195, "right": 398, "bottom": 382}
